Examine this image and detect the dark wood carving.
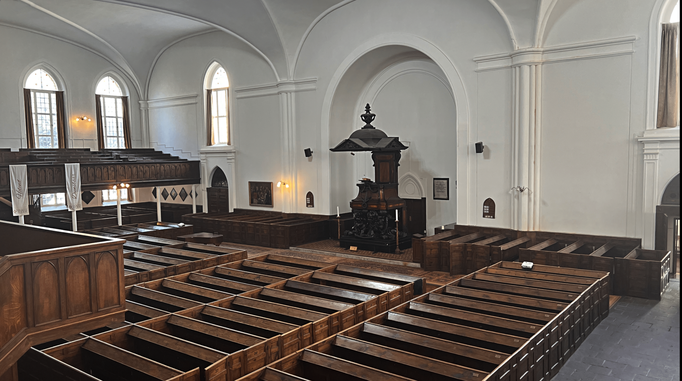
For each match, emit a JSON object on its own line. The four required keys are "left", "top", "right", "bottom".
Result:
{"left": 0, "top": 221, "right": 126, "bottom": 376}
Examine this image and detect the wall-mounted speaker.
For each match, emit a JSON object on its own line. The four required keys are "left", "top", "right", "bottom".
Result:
{"left": 304, "top": 148, "right": 313, "bottom": 157}
{"left": 475, "top": 142, "right": 484, "bottom": 154}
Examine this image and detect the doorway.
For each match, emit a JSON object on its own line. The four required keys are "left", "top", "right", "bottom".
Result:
{"left": 207, "top": 167, "right": 229, "bottom": 213}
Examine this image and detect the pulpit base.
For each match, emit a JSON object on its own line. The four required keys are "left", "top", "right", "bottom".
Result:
{"left": 339, "top": 235, "right": 412, "bottom": 253}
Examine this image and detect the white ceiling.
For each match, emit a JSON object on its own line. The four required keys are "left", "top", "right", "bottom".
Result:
{"left": 0, "top": 0, "right": 560, "bottom": 96}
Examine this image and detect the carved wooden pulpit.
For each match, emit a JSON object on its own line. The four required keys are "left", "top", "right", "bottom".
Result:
{"left": 330, "top": 104, "right": 411, "bottom": 252}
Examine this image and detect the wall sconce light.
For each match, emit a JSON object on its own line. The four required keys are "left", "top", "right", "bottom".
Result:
{"left": 75, "top": 116, "right": 91, "bottom": 122}
{"left": 276, "top": 181, "right": 289, "bottom": 189}
{"left": 304, "top": 148, "right": 313, "bottom": 158}
{"left": 475, "top": 142, "right": 484, "bottom": 154}
{"left": 112, "top": 183, "right": 131, "bottom": 190}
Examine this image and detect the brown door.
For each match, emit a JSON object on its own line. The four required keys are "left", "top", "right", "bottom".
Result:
{"left": 405, "top": 198, "right": 426, "bottom": 235}
{"left": 207, "top": 187, "right": 229, "bottom": 213}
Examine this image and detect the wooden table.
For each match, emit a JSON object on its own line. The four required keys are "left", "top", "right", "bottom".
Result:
{"left": 177, "top": 232, "right": 224, "bottom": 245}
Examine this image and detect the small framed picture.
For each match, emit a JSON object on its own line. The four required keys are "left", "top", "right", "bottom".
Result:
{"left": 248, "top": 181, "right": 273, "bottom": 207}
{"left": 433, "top": 178, "right": 449, "bottom": 200}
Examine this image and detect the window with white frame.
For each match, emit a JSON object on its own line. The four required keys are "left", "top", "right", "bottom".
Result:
{"left": 102, "top": 189, "right": 128, "bottom": 202}
{"left": 25, "top": 69, "right": 59, "bottom": 148}
{"left": 96, "top": 76, "right": 126, "bottom": 148}
{"left": 208, "top": 66, "right": 230, "bottom": 145}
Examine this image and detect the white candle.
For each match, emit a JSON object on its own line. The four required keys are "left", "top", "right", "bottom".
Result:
{"left": 336, "top": 206, "right": 340, "bottom": 217}
{"left": 441, "top": 225, "right": 445, "bottom": 230}
{"left": 395, "top": 209, "right": 398, "bottom": 220}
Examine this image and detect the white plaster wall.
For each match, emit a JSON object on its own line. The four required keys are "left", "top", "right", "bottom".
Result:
{"left": 147, "top": 30, "right": 281, "bottom": 210}
{"left": 0, "top": 25, "right": 142, "bottom": 149}
{"left": 540, "top": 55, "right": 633, "bottom": 236}
{"left": 537, "top": 0, "right": 670, "bottom": 240}
{"left": 366, "top": 59, "right": 458, "bottom": 233}
{"left": 293, "top": 0, "right": 513, "bottom": 225}
{"left": 475, "top": 68, "right": 513, "bottom": 227}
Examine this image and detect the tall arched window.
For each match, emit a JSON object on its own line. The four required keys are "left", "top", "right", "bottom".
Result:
{"left": 24, "top": 68, "right": 66, "bottom": 148}
{"left": 206, "top": 66, "right": 230, "bottom": 145}
{"left": 96, "top": 75, "right": 131, "bottom": 149}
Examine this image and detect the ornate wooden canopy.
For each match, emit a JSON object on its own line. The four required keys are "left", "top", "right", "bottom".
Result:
{"left": 0, "top": 148, "right": 200, "bottom": 197}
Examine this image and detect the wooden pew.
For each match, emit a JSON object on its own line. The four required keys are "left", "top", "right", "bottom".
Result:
{"left": 126, "top": 286, "right": 201, "bottom": 313}
{"left": 142, "top": 278, "right": 234, "bottom": 303}
{"left": 43, "top": 337, "right": 201, "bottom": 381}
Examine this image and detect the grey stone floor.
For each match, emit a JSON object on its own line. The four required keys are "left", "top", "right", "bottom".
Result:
{"left": 552, "top": 279, "right": 680, "bottom": 381}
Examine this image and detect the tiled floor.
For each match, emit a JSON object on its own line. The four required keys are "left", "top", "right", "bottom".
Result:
{"left": 552, "top": 279, "right": 680, "bottom": 381}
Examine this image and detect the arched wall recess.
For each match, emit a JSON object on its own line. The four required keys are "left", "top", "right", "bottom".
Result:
{"left": 319, "top": 33, "right": 471, "bottom": 226}
{"left": 398, "top": 173, "right": 425, "bottom": 200}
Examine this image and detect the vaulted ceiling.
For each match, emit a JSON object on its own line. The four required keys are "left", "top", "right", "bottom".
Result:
{"left": 0, "top": 0, "right": 571, "bottom": 97}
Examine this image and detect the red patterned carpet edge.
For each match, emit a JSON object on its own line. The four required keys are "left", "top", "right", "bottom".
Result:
{"left": 295, "top": 239, "right": 414, "bottom": 262}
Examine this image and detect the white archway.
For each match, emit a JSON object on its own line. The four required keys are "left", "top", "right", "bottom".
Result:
{"left": 318, "top": 33, "right": 472, "bottom": 226}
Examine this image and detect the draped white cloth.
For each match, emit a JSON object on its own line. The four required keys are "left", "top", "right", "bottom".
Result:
{"left": 10, "top": 165, "right": 29, "bottom": 216}
{"left": 64, "top": 163, "right": 83, "bottom": 211}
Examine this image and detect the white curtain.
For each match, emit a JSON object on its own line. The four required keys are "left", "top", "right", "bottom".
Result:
{"left": 65, "top": 163, "right": 83, "bottom": 211}
{"left": 10, "top": 165, "right": 29, "bottom": 216}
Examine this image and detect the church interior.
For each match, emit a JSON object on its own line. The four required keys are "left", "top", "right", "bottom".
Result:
{"left": 0, "top": 0, "right": 679, "bottom": 380}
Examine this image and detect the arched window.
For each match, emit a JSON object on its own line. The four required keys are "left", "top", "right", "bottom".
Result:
{"left": 24, "top": 68, "right": 66, "bottom": 148}
{"left": 96, "top": 75, "right": 131, "bottom": 149}
{"left": 206, "top": 65, "right": 230, "bottom": 145}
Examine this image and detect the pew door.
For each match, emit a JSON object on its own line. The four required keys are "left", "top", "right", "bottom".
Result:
{"left": 405, "top": 198, "right": 426, "bottom": 235}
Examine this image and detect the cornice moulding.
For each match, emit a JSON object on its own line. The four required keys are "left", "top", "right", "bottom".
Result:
{"left": 474, "top": 36, "right": 637, "bottom": 71}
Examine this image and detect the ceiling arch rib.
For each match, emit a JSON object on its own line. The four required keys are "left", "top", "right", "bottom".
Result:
{"left": 488, "top": 0, "right": 541, "bottom": 50}
{"left": 18, "top": 0, "right": 143, "bottom": 96}
{"left": 100, "top": 0, "right": 289, "bottom": 81}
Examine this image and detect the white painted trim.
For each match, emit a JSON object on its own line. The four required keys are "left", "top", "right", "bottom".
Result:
{"left": 487, "top": 0, "right": 519, "bottom": 50}
{"left": 534, "top": 0, "right": 561, "bottom": 48}
{"left": 474, "top": 36, "right": 637, "bottom": 71}
{"left": 291, "top": 0, "right": 355, "bottom": 79}
{"left": 147, "top": 93, "right": 198, "bottom": 108}
{"left": 234, "top": 78, "right": 317, "bottom": 99}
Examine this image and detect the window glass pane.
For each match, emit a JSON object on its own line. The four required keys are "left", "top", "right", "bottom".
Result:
{"left": 39, "top": 137, "right": 52, "bottom": 148}
{"left": 118, "top": 119, "right": 124, "bottom": 137}
{"left": 119, "top": 138, "right": 126, "bottom": 148}
{"left": 218, "top": 118, "right": 228, "bottom": 144}
{"left": 96, "top": 76, "right": 123, "bottom": 96}
{"left": 36, "top": 93, "right": 49, "bottom": 113}
{"left": 56, "top": 193, "right": 65, "bottom": 205}
{"left": 104, "top": 97, "right": 116, "bottom": 116}
{"left": 107, "top": 137, "right": 117, "bottom": 148}
{"left": 217, "top": 90, "right": 227, "bottom": 116}
{"left": 211, "top": 67, "right": 229, "bottom": 88}
{"left": 42, "top": 194, "right": 54, "bottom": 206}
{"left": 121, "top": 189, "right": 128, "bottom": 200}
{"left": 38, "top": 116, "right": 50, "bottom": 135}
{"left": 25, "top": 69, "right": 57, "bottom": 90}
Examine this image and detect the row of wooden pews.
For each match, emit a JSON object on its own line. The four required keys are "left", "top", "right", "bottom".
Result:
{"left": 122, "top": 238, "right": 247, "bottom": 286}
{"left": 182, "top": 210, "right": 329, "bottom": 249}
{"left": 414, "top": 224, "right": 671, "bottom": 300}
{"left": 237, "top": 261, "right": 610, "bottom": 381}
{"left": 10, "top": 255, "right": 423, "bottom": 381}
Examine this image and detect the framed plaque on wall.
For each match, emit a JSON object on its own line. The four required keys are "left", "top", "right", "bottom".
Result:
{"left": 433, "top": 178, "right": 449, "bottom": 200}
{"left": 248, "top": 181, "right": 273, "bottom": 207}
